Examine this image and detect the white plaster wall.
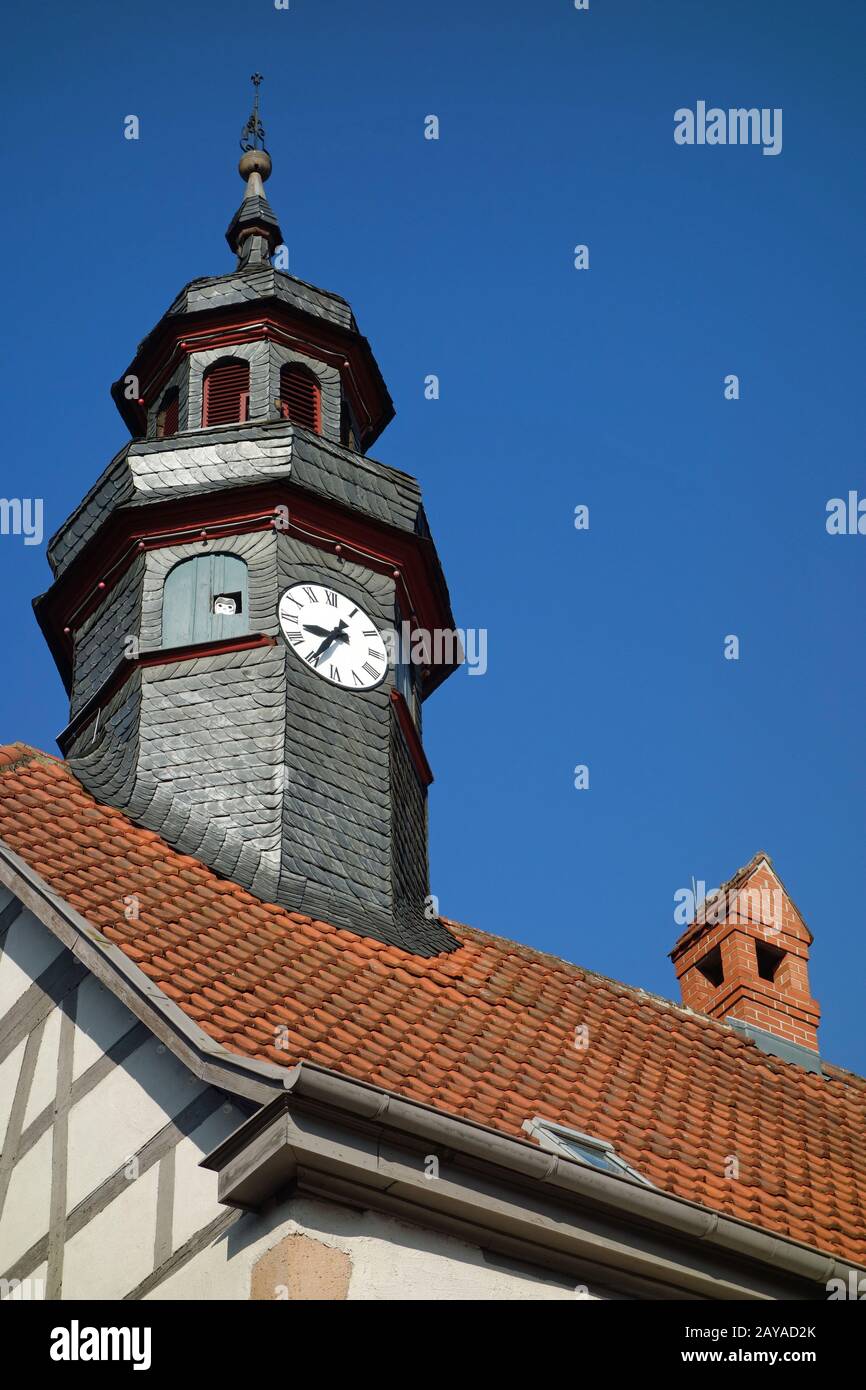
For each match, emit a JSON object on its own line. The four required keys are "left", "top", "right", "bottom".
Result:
{"left": 73, "top": 974, "right": 138, "bottom": 1081}
{"left": 171, "top": 1103, "right": 248, "bottom": 1251}
{"left": 66, "top": 1036, "right": 205, "bottom": 1212}
{"left": 149, "top": 1194, "right": 599, "bottom": 1302}
{"left": 0, "top": 1128, "right": 52, "bottom": 1270}
{"left": 63, "top": 1164, "right": 160, "bottom": 1301}
{"left": 0, "top": 1038, "right": 25, "bottom": 1142}
{"left": 0, "top": 910, "right": 64, "bottom": 1015}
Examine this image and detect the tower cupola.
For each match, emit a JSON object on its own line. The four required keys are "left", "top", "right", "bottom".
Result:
{"left": 34, "top": 80, "right": 459, "bottom": 957}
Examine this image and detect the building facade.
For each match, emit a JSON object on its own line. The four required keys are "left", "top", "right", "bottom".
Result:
{"left": 1, "top": 101, "right": 864, "bottom": 1301}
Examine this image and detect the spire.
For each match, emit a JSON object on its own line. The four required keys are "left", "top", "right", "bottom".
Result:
{"left": 226, "top": 74, "right": 284, "bottom": 269}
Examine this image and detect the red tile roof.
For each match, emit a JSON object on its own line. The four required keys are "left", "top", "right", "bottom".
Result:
{"left": 1, "top": 743, "right": 865, "bottom": 1266}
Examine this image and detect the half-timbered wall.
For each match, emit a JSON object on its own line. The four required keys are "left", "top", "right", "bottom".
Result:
{"left": 0, "top": 894, "right": 597, "bottom": 1301}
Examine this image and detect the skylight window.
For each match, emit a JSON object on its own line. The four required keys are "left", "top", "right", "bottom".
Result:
{"left": 522, "top": 1118, "right": 653, "bottom": 1186}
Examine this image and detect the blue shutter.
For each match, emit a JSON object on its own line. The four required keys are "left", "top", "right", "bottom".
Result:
{"left": 162, "top": 554, "right": 249, "bottom": 647}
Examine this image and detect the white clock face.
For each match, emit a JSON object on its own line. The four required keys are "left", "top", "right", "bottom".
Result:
{"left": 277, "top": 582, "right": 389, "bottom": 690}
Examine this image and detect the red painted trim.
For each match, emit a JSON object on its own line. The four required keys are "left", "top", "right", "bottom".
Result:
{"left": 112, "top": 298, "right": 394, "bottom": 449}
{"left": 36, "top": 482, "right": 457, "bottom": 705}
{"left": 139, "top": 633, "right": 276, "bottom": 667}
{"left": 56, "top": 634, "right": 277, "bottom": 754}
{"left": 390, "top": 689, "right": 433, "bottom": 787}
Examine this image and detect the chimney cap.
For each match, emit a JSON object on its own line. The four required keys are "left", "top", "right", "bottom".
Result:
{"left": 669, "top": 850, "right": 812, "bottom": 962}
{"left": 670, "top": 852, "right": 820, "bottom": 1055}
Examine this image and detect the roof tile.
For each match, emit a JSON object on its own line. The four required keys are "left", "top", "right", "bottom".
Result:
{"left": 0, "top": 744, "right": 864, "bottom": 1266}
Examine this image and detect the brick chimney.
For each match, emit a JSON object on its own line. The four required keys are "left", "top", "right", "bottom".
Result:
{"left": 670, "top": 853, "right": 820, "bottom": 1054}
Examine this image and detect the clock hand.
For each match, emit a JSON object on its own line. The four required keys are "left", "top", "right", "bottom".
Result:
{"left": 305, "top": 622, "right": 351, "bottom": 642}
{"left": 310, "top": 621, "right": 351, "bottom": 666}
{"left": 311, "top": 634, "right": 335, "bottom": 664}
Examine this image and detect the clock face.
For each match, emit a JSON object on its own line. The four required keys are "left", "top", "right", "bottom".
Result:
{"left": 277, "top": 582, "right": 390, "bottom": 691}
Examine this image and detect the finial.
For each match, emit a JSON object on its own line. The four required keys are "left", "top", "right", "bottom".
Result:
{"left": 240, "top": 74, "right": 266, "bottom": 153}
{"left": 226, "top": 73, "right": 283, "bottom": 268}
{"left": 237, "top": 73, "right": 272, "bottom": 187}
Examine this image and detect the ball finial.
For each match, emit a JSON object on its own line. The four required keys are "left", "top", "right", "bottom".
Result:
{"left": 239, "top": 148, "right": 272, "bottom": 182}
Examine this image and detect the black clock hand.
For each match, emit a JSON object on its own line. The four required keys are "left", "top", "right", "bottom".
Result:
{"left": 303, "top": 624, "right": 332, "bottom": 638}
{"left": 311, "top": 634, "right": 335, "bottom": 664}
{"left": 311, "top": 621, "right": 350, "bottom": 665}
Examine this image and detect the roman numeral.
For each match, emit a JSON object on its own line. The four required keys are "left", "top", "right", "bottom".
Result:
{"left": 362, "top": 662, "right": 378, "bottom": 678}
{"left": 368, "top": 648, "right": 384, "bottom": 660}
{"left": 287, "top": 631, "right": 303, "bottom": 645}
{"left": 281, "top": 593, "right": 299, "bottom": 607}
{"left": 302, "top": 586, "right": 318, "bottom": 604}
{"left": 348, "top": 607, "right": 358, "bottom": 618}
{"left": 329, "top": 665, "right": 342, "bottom": 682}
{"left": 362, "top": 628, "right": 377, "bottom": 637}
{"left": 352, "top": 671, "right": 363, "bottom": 686}
{"left": 324, "top": 590, "right": 338, "bottom": 607}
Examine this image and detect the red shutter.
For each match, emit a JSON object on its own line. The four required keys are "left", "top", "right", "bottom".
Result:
{"left": 161, "top": 391, "right": 179, "bottom": 437}
{"left": 203, "top": 360, "right": 250, "bottom": 427}
{"left": 279, "top": 364, "right": 321, "bottom": 433}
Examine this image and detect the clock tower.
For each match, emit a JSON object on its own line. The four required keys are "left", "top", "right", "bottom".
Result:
{"left": 34, "top": 82, "right": 459, "bottom": 957}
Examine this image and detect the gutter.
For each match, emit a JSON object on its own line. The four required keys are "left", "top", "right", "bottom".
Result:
{"left": 2, "top": 835, "right": 862, "bottom": 1300}
{"left": 203, "top": 1058, "right": 865, "bottom": 1302}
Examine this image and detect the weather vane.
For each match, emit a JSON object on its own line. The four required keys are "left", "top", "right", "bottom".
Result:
{"left": 240, "top": 73, "right": 266, "bottom": 152}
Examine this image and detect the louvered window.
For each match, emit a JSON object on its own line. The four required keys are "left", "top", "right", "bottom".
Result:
{"left": 278, "top": 363, "right": 321, "bottom": 433}
{"left": 202, "top": 359, "right": 250, "bottom": 427}
{"left": 157, "top": 387, "right": 179, "bottom": 439}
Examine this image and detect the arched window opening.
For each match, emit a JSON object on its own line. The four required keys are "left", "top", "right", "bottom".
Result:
{"left": 202, "top": 358, "right": 250, "bottom": 427}
{"left": 277, "top": 363, "right": 321, "bottom": 434}
{"left": 162, "top": 553, "right": 249, "bottom": 647}
{"left": 156, "top": 387, "right": 180, "bottom": 439}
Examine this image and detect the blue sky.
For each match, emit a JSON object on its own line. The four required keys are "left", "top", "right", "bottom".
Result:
{"left": 2, "top": 1, "right": 864, "bottom": 1071}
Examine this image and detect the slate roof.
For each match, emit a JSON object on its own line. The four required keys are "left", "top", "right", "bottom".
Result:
{"left": 225, "top": 192, "right": 283, "bottom": 259}
{"left": 44, "top": 424, "right": 424, "bottom": 581}
{"left": 1, "top": 742, "right": 865, "bottom": 1268}
{"left": 162, "top": 267, "right": 355, "bottom": 334}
